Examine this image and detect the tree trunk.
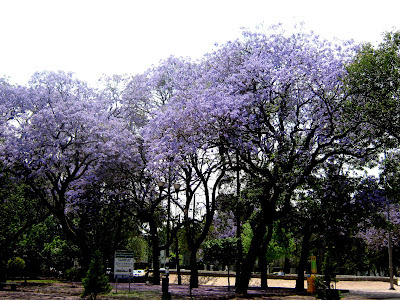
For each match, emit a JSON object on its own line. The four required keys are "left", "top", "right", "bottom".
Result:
{"left": 176, "top": 235, "right": 181, "bottom": 285}
{"left": 189, "top": 249, "right": 199, "bottom": 289}
{"left": 152, "top": 242, "right": 161, "bottom": 285}
{"left": 236, "top": 220, "right": 267, "bottom": 294}
{"left": 295, "top": 227, "right": 311, "bottom": 291}
{"left": 148, "top": 218, "right": 160, "bottom": 285}
{"left": 259, "top": 256, "right": 268, "bottom": 290}
{"left": 0, "top": 255, "right": 6, "bottom": 282}
{"left": 259, "top": 223, "right": 273, "bottom": 289}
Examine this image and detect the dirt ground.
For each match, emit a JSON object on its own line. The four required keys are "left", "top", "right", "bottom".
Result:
{"left": 1, "top": 276, "right": 400, "bottom": 299}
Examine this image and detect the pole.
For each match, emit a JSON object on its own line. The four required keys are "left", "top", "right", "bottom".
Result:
{"left": 387, "top": 200, "right": 395, "bottom": 290}
{"left": 176, "top": 215, "right": 182, "bottom": 285}
{"left": 162, "top": 181, "right": 171, "bottom": 299}
{"left": 384, "top": 151, "right": 395, "bottom": 290}
{"left": 235, "top": 151, "right": 242, "bottom": 286}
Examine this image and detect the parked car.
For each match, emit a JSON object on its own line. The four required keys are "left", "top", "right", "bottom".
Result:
{"left": 132, "top": 269, "right": 146, "bottom": 282}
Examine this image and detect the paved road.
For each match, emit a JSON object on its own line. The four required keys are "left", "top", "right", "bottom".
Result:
{"left": 170, "top": 275, "right": 400, "bottom": 299}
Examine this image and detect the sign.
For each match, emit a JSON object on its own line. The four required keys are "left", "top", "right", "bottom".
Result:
{"left": 310, "top": 256, "right": 317, "bottom": 274}
{"left": 114, "top": 251, "right": 134, "bottom": 279}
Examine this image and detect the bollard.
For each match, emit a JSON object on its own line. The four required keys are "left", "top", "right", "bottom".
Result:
{"left": 307, "top": 275, "right": 316, "bottom": 293}
{"left": 162, "top": 277, "right": 171, "bottom": 300}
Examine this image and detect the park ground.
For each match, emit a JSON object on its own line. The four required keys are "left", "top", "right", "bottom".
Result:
{"left": 2, "top": 275, "right": 400, "bottom": 299}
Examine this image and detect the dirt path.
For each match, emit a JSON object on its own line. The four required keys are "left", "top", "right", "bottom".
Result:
{"left": 1, "top": 277, "right": 400, "bottom": 299}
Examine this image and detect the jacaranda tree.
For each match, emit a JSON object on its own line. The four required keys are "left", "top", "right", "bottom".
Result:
{"left": 142, "top": 26, "right": 380, "bottom": 294}
{"left": 0, "top": 71, "right": 141, "bottom": 266}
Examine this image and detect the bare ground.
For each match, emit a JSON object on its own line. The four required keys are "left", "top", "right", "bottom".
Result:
{"left": 1, "top": 275, "right": 400, "bottom": 299}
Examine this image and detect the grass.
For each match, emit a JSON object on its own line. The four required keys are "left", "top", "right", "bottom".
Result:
{"left": 11, "top": 278, "right": 66, "bottom": 284}
{"left": 103, "top": 290, "right": 161, "bottom": 299}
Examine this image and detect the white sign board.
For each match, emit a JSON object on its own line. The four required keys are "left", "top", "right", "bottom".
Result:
{"left": 114, "top": 251, "right": 134, "bottom": 279}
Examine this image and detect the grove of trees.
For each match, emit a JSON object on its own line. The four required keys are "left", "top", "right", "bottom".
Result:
{"left": 1, "top": 25, "right": 400, "bottom": 295}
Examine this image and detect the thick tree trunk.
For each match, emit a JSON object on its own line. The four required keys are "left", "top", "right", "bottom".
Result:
{"left": 259, "top": 256, "right": 268, "bottom": 289}
{"left": 152, "top": 242, "right": 161, "bottom": 285}
{"left": 236, "top": 220, "right": 267, "bottom": 294}
{"left": 148, "top": 218, "right": 161, "bottom": 285}
{"left": 295, "top": 227, "right": 311, "bottom": 291}
{"left": 189, "top": 250, "right": 199, "bottom": 289}
{"left": 259, "top": 223, "right": 273, "bottom": 289}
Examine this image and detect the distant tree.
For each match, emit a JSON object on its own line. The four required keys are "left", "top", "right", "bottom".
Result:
{"left": 203, "top": 237, "right": 237, "bottom": 290}
{"left": 292, "top": 165, "right": 384, "bottom": 290}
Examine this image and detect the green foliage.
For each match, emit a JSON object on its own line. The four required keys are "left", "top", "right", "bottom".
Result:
{"left": 82, "top": 250, "right": 111, "bottom": 299}
{"left": 240, "top": 220, "right": 295, "bottom": 263}
{"left": 203, "top": 237, "right": 238, "bottom": 267}
{"left": 42, "top": 235, "right": 79, "bottom": 274}
{"left": 345, "top": 30, "right": 400, "bottom": 143}
{"left": 266, "top": 224, "right": 295, "bottom": 262}
{"left": 314, "top": 275, "right": 341, "bottom": 300}
{"left": 241, "top": 222, "right": 253, "bottom": 255}
{"left": 7, "top": 257, "right": 25, "bottom": 278}
{"left": 65, "top": 267, "right": 80, "bottom": 282}
{"left": 126, "top": 236, "right": 149, "bottom": 263}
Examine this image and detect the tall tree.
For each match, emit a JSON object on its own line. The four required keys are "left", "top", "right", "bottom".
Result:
{"left": 142, "top": 26, "right": 379, "bottom": 294}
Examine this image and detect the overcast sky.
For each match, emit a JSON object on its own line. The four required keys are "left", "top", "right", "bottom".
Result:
{"left": 0, "top": 0, "right": 399, "bottom": 86}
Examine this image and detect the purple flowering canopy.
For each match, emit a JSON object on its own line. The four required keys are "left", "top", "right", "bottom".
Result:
{"left": 0, "top": 71, "right": 140, "bottom": 239}
{"left": 144, "top": 27, "right": 377, "bottom": 195}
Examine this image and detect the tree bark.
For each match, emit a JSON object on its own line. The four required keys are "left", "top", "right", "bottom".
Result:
{"left": 189, "top": 250, "right": 199, "bottom": 289}
{"left": 259, "top": 223, "right": 273, "bottom": 289}
{"left": 148, "top": 218, "right": 161, "bottom": 285}
{"left": 236, "top": 218, "right": 267, "bottom": 294}
{"left": 295, "top": 226, "right": 311, "bottom": 291}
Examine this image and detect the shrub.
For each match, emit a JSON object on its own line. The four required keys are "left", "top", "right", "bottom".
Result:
{"left": 7, "top": 257, "right": 26, "bottom": 279}
{"left": 81, "top": 251, "right": 111, "bottom": 299}
{"left": 65, "top": 267, "right": 80, "bottom": 282}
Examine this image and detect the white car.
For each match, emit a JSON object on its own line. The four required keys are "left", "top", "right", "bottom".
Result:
{"left": 132, "top": 269, "right": 146, "bottom": 278}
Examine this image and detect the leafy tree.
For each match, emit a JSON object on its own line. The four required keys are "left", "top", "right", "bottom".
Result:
{"left": 291, "top": 165, "right": 384, "bottom": 290}
{"left": 127, "top": 236, "right": 149, "bottom": 265}
{"left": 203, "top": 237, "right": 237, "bottom": 290}
{"left": 345, "top": 31, "right": 400, "bottom": 144}
{"left": 0, "top": 171, "right": 49, "bottom": 281}
{"left": 82, "top": 250, "right": 111, "bottom": 300}
{"left": 42, "top": 236, "right": 78, "bottom": 275}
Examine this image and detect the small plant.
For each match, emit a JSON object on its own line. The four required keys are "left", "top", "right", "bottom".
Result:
{"left": 7, "top": 257, "right": 26, "bottom": 279}
{"left": 81, "top": 251, "right": 111, "bottom": 299}
{"left": 65, "top": 267, "right": 80, "bottom": 282}
{"left": 314, "top": 274, "right": 341, "bottom": 300}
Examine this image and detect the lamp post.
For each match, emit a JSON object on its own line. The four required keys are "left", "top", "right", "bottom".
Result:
{"left": 387, "top": 198, "right": 395, "bottom": 290}
{"left": 173, "top": 183, "right": 181, "bottom": 285}
{"left": 384, "top": 151, "right": 395, "bottom": 291}
{"left": 159, "top": 180, "right": 180, "bottom": 300}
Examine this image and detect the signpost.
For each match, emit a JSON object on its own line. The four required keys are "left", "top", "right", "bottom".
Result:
{"left": 311, "top": 256, "right": 317, "bottom": 274}
{"left": 114, "top": 251, "right": 134, "bottom": 293}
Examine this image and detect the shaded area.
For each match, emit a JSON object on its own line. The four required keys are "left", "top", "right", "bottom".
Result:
{"left": 1, "top": 280, "right": 400, "bottom": 299}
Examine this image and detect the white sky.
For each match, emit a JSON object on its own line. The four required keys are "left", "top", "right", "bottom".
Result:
{"left": 0, "top": 0, "right": 399, "bottom": 86}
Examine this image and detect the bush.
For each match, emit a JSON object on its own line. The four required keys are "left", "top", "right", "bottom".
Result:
{"left": 7, "top": 257, "right": 26, "bottom": 279}
{"left": 82, "top": 251, "right": 111, "bottom": 299}
{"left": 65, "top": 267, "right": 80, "bottom": 282}
{"left": 314, "top": 276, "right": 341, "bottom": 300}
